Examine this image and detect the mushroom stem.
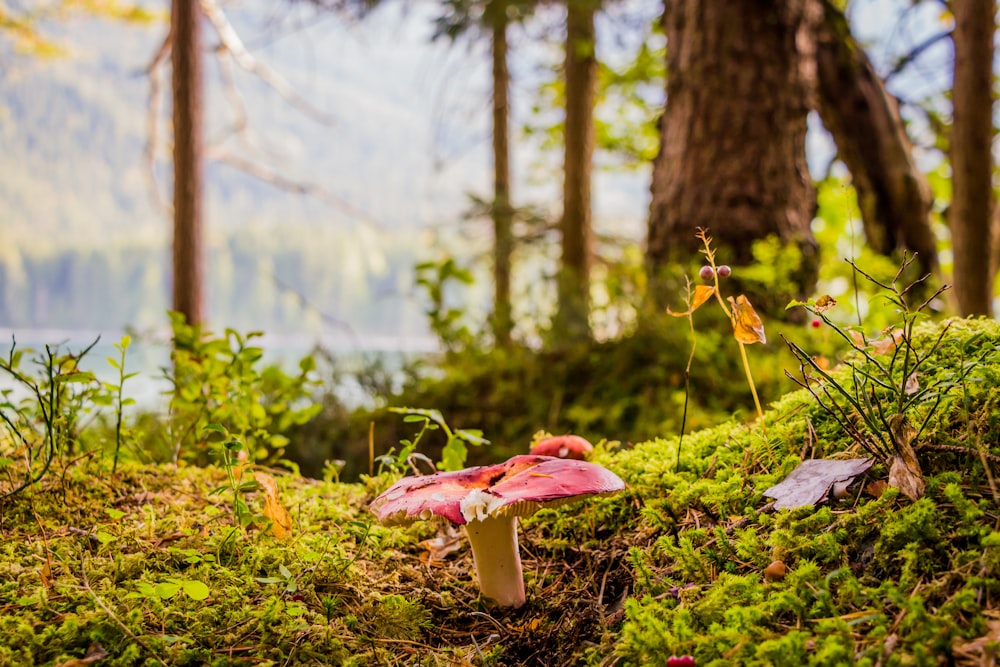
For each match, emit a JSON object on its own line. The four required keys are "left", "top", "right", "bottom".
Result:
{"left": 464, "top": 515, "right": 525, "bottom": 608}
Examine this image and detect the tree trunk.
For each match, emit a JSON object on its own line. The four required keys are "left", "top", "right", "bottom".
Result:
{"left": 811, "top": 0, "right": 938, "bottom": 282}
{"left": 171, "top": 0, "right": 204, "bottom": 326}
{"left": 647, "top": 0, "right": 818, "bottom": 314}
{"left": 554, "top": 0, "right": 597, "bottom": 341}
{"left": 950, "top": 0, "right": 996, "bottom": 316}
{"left": 491, "top": 12, "right": 514, "bottom": 346}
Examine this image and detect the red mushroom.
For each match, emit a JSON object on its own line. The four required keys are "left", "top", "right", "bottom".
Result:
{"left": 369, "top": 454, "right": 625, "bottom": 608}
{"left": 529, "top": 434, "right": 594, "bottom": 460}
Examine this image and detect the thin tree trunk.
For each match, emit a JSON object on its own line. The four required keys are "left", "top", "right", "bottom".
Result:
{"left": 555, "top": 0, "right": 597, "bottom": 341}
{"left": 950, "top": 0, "right": 996, "bottom": 316}
{"left": 811, "top": 0, "right": 938, "bottom": 281}
{"left": 647, "top": 0, "right": 818, "bottom": 314}
{"left": 171, "top": 0, "right": 204, "bottom": 326}
{"left": 492, "top": 14, "right": 514, "bottom": 346}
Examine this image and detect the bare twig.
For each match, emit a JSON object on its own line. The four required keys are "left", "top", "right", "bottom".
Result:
{"left": 200, "top": 0, "right": 336, "bottom": 126}
{"left": 212, "top": 153, "right": 382, "bottom": 228}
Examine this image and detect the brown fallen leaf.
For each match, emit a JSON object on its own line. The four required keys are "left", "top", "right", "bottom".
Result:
{"left": 763, "top": 458, "right": 873, "bottom": 509}
{"left": 253, "top": 471, "right": 294, "bottom": 539}
{"left": 420, "top": 525, "right": 464, "bottom": 563}
{"left": 865, "top": 479, "right": 888, "bottom": 498}
{"left": 952, "top": 618, "right": 1000, "bottom": 664}
{"left": 904, "top": 372, "right": 919, "bottom": 395}
{"left": 887, "top": 414, "right": 924, "bottom": 501}
{"left": 55, "top": 643, "right": 108, "bottom": 667}
{"left": 728, "top": 295, "right": 767, "bottom": 344}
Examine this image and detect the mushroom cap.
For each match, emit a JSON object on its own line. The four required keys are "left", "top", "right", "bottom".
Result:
{"left": 370, "top": 454, "right": 625, "bottom": 526}
{"left": 529, "top": 434, "right": 594, "bottom": 460}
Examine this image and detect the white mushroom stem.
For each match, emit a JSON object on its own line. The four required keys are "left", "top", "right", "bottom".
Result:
{"left": 464, "top": 515, "right": 526, "bottom": 608}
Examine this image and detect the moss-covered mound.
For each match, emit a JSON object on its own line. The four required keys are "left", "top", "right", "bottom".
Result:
{"left": 2, "top": 318, "right": 999, "bottom": 666}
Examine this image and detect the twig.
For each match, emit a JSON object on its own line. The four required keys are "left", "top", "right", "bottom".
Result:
{"left": 199, "top": 0, "right": 337, "bottom": 126}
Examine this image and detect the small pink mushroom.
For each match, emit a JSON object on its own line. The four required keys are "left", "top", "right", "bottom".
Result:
{"left": 529, "top": 434, "right": 594, "bottom": 460}
{"left": 370, "top": 454, "right": 625, "bottom": 608}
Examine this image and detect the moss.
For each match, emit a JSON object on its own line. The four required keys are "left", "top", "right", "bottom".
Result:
{"left": 2, "top": 319, "right": 1000, "bottom": 665}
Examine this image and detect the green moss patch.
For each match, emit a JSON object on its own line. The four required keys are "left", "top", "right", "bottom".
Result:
{"left": 3, "top": 318, "right": 1000, "bottom": 665}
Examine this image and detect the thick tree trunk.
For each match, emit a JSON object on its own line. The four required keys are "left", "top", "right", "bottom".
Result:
{"left": 492, "top": 14, "right": 514, "bottom": 346}
{"left": 950, "top": 0, "right": 996, "bottom": 316}
{"left": 811, "top": 0, "right": 938, "bottom": 282}
{"left": 555, "top": 0, "right": 597, "bottom": 341}
{"left": 171, "top": 0, "right": 204, "bottom": 326}
{"left": 647, "top": 0, "right": 818, "bottom": 314}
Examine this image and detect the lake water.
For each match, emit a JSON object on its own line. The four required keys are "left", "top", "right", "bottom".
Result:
{"left": 0, "top": 328, "right": 438, "bottom": 411}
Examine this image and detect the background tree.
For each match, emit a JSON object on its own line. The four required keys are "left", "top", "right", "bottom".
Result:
{"left": 554, "top": 0, "right": 599, "bottom": 341}
{"left": 950, "top": 0, "right": 996, "bottom": 316}
{"left": 170, "top": 0, "right": 204, "bottom": 326}
{"left": 810, "top": 0, "right": 938, "bottom": 282}
{"left": 434, "top": 0, "right": 533, "bottom": 347}
{"left": 646, "top": 0, "right": 818, "bottom": 313}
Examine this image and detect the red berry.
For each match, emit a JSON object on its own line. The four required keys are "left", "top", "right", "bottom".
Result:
{"left": 717, "top": 265, "right": 731, "bottom": 278}
{"left": 698, "top": 266, "right": 715, "bottom": 282}
{"left": 667, "top": 657, "right": 696, "bottom": 667}
{"left": 811, "top": 319, "right": 822, "bottom": 329}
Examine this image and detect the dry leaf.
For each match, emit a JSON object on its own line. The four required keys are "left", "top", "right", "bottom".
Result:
{"left": 253, "top": 471, "right": 294, "bottom": 539}
{"left": 763, "top": 458, "right": 873, "bottom": 509}
{"left": 904, "top": 372, "right": 919, "bottom": 395}
{"left": 667, "top": 285, "right": 716, "bottom": 317}
{"left": 865, "top": 479, "right": 888, "bottom": 498}
{"left": 812, "top": 355, "right": 831, "bottom": 371}
{"left": 55, "top": 643, "right": 108, "bottom": 667}
{"left": 848, "top": 330, "right": 866, "bottom": 348}
{"left": 813, "top": 295, "right": 836, "bottom": 313}
{"left": 872, "top": 328, "right": 904, "bottom": 355}
{"left": 953, "top": 618, "right": 1000, "bottom": 663}
{"left": 887, "top": 414, "right": 924, "bottom": 501}
{"left": 420, "top": 526, "right": 463, "bottom": 563}
{"left": 728, "top": 295, "right": 767, "bottom": 344}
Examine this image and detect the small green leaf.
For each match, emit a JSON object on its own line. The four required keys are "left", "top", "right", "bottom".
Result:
{"left": 182, "top": 580, "right": 210, "bottom": 601}
{"left": 154, "top": 581, "right": 182, "bottom": 599}
{"left": 105, "top": 508, "right": 126, "bottom": 520}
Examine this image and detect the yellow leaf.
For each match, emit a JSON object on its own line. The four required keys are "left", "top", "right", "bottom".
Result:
{"left": 253, "top": 472, "right": 293, "bottom": 539}
{"left": 666, "top": 285, "right": 716, "bottom": 317}
{"left": 727, "top": 295, "right": 766, "bottom": 344}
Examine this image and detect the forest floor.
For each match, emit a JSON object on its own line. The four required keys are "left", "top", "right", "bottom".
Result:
{"left": 2, "top": 318, "right": 1000, "bottom": 666}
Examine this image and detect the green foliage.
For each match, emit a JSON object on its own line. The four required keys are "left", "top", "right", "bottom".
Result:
{"left": 414, "top": 257, "right": 477, "bottom": 354}
{"left": 379, "top": 407, "right": 489, "bottom": 473}
{"left": 784, "top": 257, "right": 984, "bottom": 468}
{"left": 162, "top": 312, "right": 321, "bottom": 465}
{"left": 0, "top": 337, "right": 109, "bottom": 497}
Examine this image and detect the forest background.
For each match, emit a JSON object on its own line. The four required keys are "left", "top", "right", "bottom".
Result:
{"left": 0, "top": 0, "right": 993, "bottom": 475}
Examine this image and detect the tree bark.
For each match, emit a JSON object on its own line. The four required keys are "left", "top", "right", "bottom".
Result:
{"left": 491, "top": 11, "right": 514, "bottom": 346}
{"left": 811, "top": 0, "right": 938, "bottom": 282}
{"left": 647, "top": 0, "right": 818, "bottom": 314}
{"left": 171, "top": 0, "right": 204, "bottom": 326}
{"left": 950, "top": 0, "right": 996, "bottom": 316}
{"left": 555, "top": 0, "right": 597, "bottom": 341}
